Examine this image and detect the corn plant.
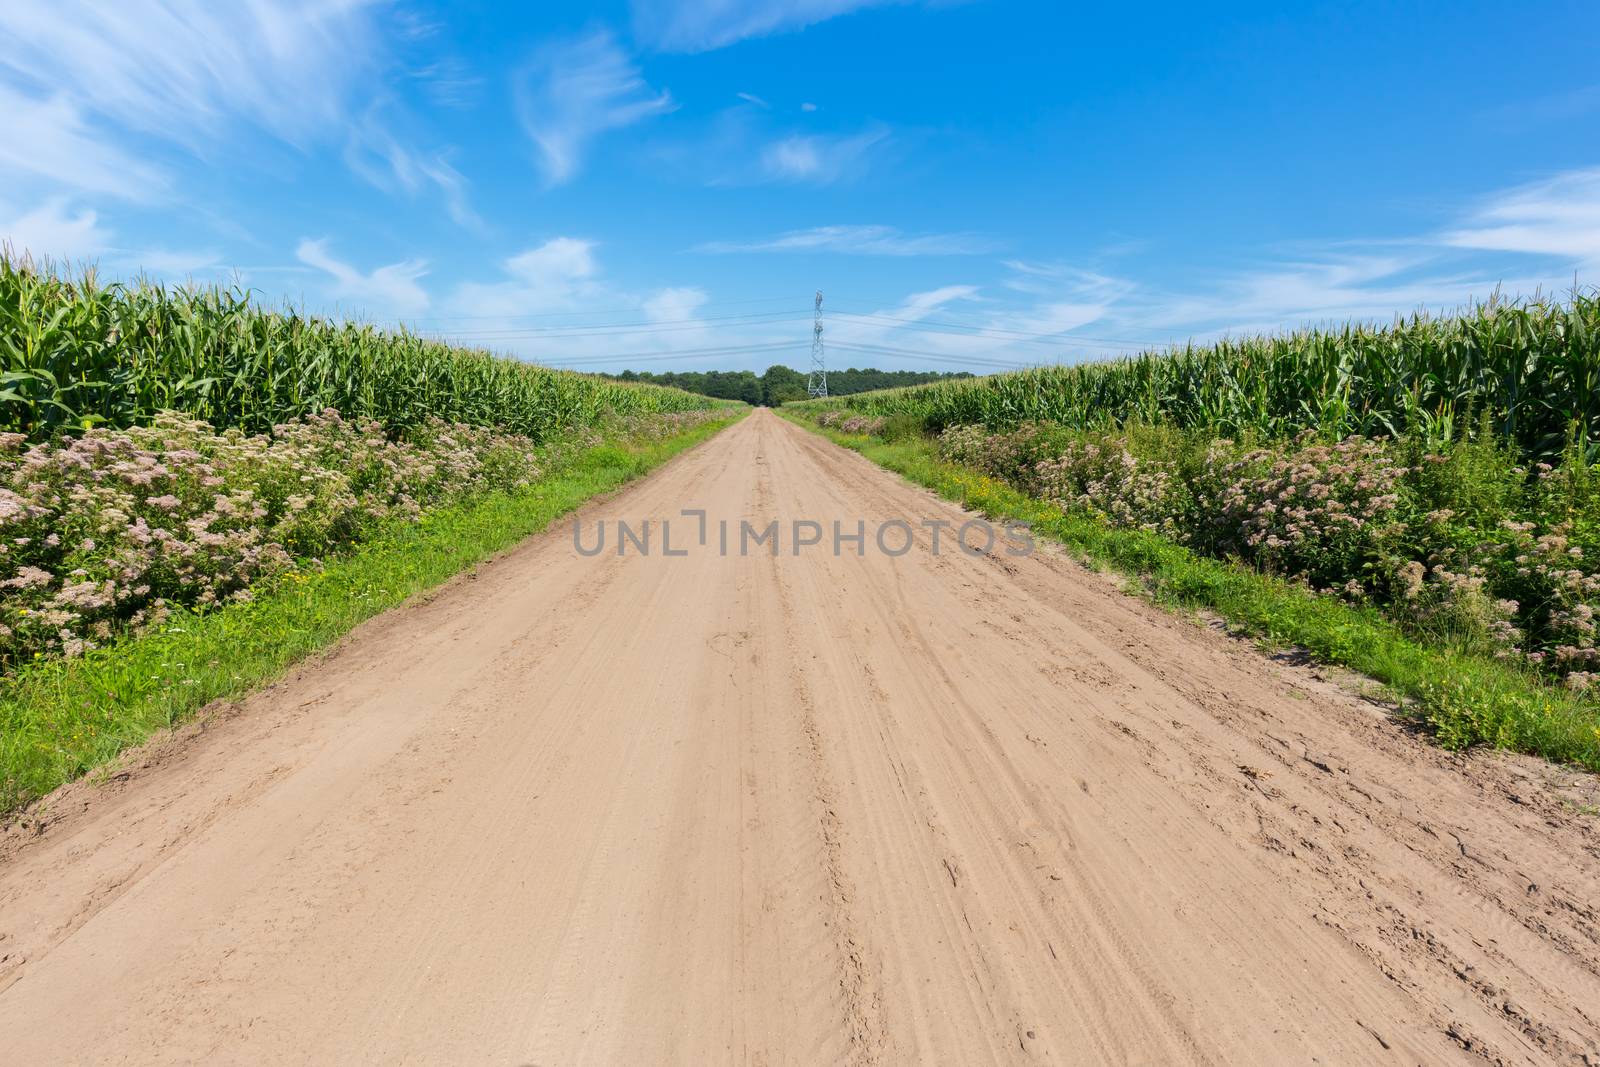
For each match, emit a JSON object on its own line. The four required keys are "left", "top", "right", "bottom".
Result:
{"left": 0, "top": 258, "right": 712, "bottom": 442}
{"left": 812, "top": 290, "right": 1600, "bottom": 461}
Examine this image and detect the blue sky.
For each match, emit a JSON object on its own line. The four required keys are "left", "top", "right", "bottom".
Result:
{"left": 3, "top": 0, "right": 1599, "bottom": 373}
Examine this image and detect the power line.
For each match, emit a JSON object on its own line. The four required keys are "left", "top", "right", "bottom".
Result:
{"left": 399, "top": 303, "right": 1175, "bottom": 358}
{"left": 832, "top": 342, "right": 1030, "bottom": 367}
{"left": 421, "top": 311, "right": 808, "bottom": 341}
{"left": 537, "top": 341, "right": 801, "bottom": 367}
{"left": 423, "top": 291, "right": 1157, "bottom": 374}
{"left": 397, "top": 294, "right": 803, "bottom": 325}
{"left": 829, "top": 341, "right": 1033, "bottom": 369}
{"left": 829, "top": 309, "right": 1176, "bottom": 350}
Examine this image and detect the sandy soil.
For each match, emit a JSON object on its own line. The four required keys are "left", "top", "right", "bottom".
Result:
{"left": 2, "top": 408, "right": 1599, "bottom": 1064}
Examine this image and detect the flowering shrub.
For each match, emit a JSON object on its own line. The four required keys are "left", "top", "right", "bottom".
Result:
{"left": 930, "top": 419, "right": 1600, "bottom": 683}
{"left": 1388, "top": 559, "right": 1523, "bottom": 658}
{"left": 0, "top": 408, "right": 718, "bottom": 667}
{"left": 936, "top": 423, "right": 1073, "bottom": 495}
{"left": 1484, "top": 519, "right": 1600, "bottom": 686}
{"left": 1034, "top": 438, "right": 1184, "bottom": 537}
{"left": 1200, "top": 432, "right": 1408, "bottom": 591}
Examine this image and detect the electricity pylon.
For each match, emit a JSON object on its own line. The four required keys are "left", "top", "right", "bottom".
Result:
{"left": 807, "top": 290, "right": 827, "bottom": 398}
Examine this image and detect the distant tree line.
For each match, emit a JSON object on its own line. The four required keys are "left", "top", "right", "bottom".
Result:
{"left": 605, "top": 365, "right": 972, "bottom": 406}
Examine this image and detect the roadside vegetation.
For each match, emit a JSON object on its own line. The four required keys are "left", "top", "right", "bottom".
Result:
{"left": 0, "top": 257, "right": 737, "bottom": 811}
{"left": 0, "top": 411, "right": 737, "bottom": 811}
{"left": 790, "top": 291, "right": 1600, "bottom": 771}
{"left": 0, "top": 408, "right": 721, "bottom": 668}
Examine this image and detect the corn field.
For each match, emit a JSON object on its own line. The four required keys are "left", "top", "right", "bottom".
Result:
{"left": 0, "top": 259, "right": 711, "bottom": 443}
{"left": 819, "top": 292, "right": 1600, "bottom": 460}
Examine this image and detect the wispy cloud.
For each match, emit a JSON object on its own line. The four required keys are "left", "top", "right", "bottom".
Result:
{"left": 344, "top": 110, "right": 482, "bottom": 230}
{"left": 820, "top": 273, "right": 1137, "bottom": 369}
{"left": 631, "top": 0, "right": 909, "bottom": 52}
{"left": 1441, "top": 166, "right": 1600, "bottom": 267}
{"left": 1122, "top": 254, "right": 1553, "bottom": 343}
{"left": 450, "top": 238, "right": 604, "bottom": 320}
{"left": 117, "top": 248, "right": 225, "bottom": 278}
{"left": 435, "top": 240, "right": 743, "bottom": 367}
{"left": 295, "top": 238, "right": 430, "bottom": 317}
{"left": 516, "top": 30, "right": 676, "bottom": 186}
{"left": 1481, "top": 85, "right": 1600, "bottom": 129}
{"left": 736, "top": 91, "right": 771, "bottom": 109}
{"left": 1, "top": 197, "right": 112, "bottom": 263}
{"left": 408, "top": 56, "right": 486, "bottom": 111}
{"left": 1120, "top": 169, "right": 1600, "bottom": 341}
{"left": 894, "top": 286, "right": 982, "bottom": 315}
{"left": 1, "top": 194, "right": 226, "bottom": 279}
{"left": 756, "top": 124, "right": 889, "bottom": 184}
{"left": 0, "top": 1, "right": 389, "bottom": 149}
{"left": 0, "top": 1, "right": 470, "bottom": 224}
{"left": 0, "top": 85, "right": 168, "bottom": 201}
{"left": 641, "top": 286, "right": 712, "bottom": 323}
{"left": 501, "top": 237, "right": 600, "bottom": 290}
{"left": 990, "top": 267, "right": 1134, "bottom": 335}
{"left": 697, "top": 224, "right": 997, "bottom": 255}
{"left": 649, "top": 103, "right": 890, "bottom": 188}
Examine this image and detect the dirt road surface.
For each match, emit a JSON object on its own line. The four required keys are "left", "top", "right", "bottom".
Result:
{"left": 2, "top": 409, "right": 1599, "bottom": 1064}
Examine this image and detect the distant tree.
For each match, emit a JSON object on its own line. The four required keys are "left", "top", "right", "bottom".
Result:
{"left": 602, "top": 364, "right": 972, "bottom": 405}
{"left": 760, "top": 364, "right": 808, "bottom": 406}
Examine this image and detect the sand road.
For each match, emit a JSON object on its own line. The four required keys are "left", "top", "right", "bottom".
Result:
{"left": 1, "top": 409, "right": 1598, "bottom": 1064}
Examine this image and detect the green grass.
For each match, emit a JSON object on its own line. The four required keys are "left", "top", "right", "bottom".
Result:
{"left": 0, "top": 411, "right": 743, "bottom": 812}
{"left": 782, "top": 409, "right": 1600, "bottom": 773}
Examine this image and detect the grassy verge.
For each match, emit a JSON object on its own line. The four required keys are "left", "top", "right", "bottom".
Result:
{"left": 780, "top": 409, "right": 1600, "bottom": 773}
{"left": 1, "top": 412, "right": 743, "bottom": 811}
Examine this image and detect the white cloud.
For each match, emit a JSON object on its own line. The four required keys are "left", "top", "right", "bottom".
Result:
{"left": 432, "top": 242, "right": 791, "bottom": 370}
{"left": 0, "top": 86, "right": 168, "bottom": 201}
{"left": 1127, "top": 254, "right": 1549, "bottom": 342}
{"left": 757, "top": 125, "right": 888, "bottom": 184}
{"left": 410, "top": 56, "right": 485, "bottom": 111}
{"left": 642, "top": 286, "right": 711, "bottom": 322}
{"left": 1442, "top": 166, "right": 1600, "bottom": 266}
{"left": 0, "top": 197, "right": 112, "bottom": 263}
{"left": 993, "top": 169, "right": 1600, "bottom": 352}
{"left": 295, "top": 238, "right": 430, "bottom": 317}
{"left": 800, "top": 102, "right": 818, "bottom": 112}
{"left": 344, "top": 113, "right": 482, "bottom": 229}
{"left": 0, "top": 1, "right": 389, "bottom": 148}
{"left": 115, "top": 248, "right": 225, "bottom": 278}
{"left": 698, "top": 224, "right": 996, "bottom": 256}
{"left": 1121, "top": 169, "right": 1600, "bottom": 341}
{"left": 506, "top": 237, "right": 600, "bottom": 288}
{"left": 450, "top": 238, "right": 605, "bottom": 321}
{"left": 0, "top": 196, "right": 227, "bottom": 279}
{"left": 416, "top": 156, "right": 481, "bottom": 231}
{"left": 631, "top": 0, "right": 907, "bottom": 52}
{"left": 516, "top": 30, "right": 676, "bottom": 186}
{"left": 736, "top": 92, "right": 771, "bottom": 109}
{"left": 821, "top": 275, "right": 1140, "bottom": 369}
{"left": 993, "top": 269, "right": 1132, "bottom": 322}
{"left": 0, "top": 1, "right": 466, "bottom": 222}
{"left": 896, "top": 286, "right": 981, "bottom": 314}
